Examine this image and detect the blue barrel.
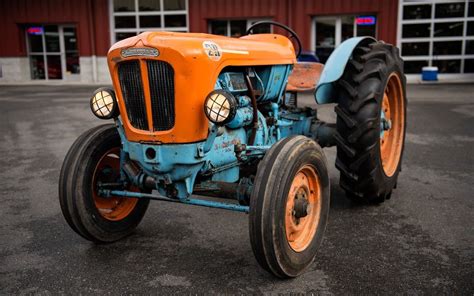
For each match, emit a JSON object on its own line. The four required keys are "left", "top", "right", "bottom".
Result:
{"left": 422, "top": 66, "right": 438, "bottom": 81}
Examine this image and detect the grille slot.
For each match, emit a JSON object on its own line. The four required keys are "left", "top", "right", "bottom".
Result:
{"left": 147, "top": 60, "right": 175, "bottom": 131}
{"left": 118, "top": 61, "right": 148, "bottom": 130}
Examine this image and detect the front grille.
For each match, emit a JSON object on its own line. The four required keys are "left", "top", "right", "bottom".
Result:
{"left": 117, "top": 59, "right": 175, "bottom": 132}
{"left": 118, "top": 61, "right": 148, "bottom": 130}
{"left": 147, "top": 60, "right": 175, "bottom": 131}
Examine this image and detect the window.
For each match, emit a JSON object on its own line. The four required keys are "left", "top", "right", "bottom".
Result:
{"left": 399, "top": 1, "right": 474, "bottom": 75}
{"left": 64, "top": 27, "right": 80, "bottom": 75}
{"left": 210, "top": 20, "right": 227, "bottom": 36}
{"left": 314, "top": 15, "right": 377, "bottom": 63}
{"left": 115, "top": 0, "right": 134, "bottom": 12}
{"left": 404, "top": 61, "right": 429, "bottom": 74}
{"left": 315, "top": 18, "right": 336, "bottom": 63}
{"left": 403, "top": 4, "right": 432, "bottom": 20}
{"left": 402, "top": 42, "right": 429, "bottom": 56}
{"left": 466, "top": 40, "right": 474, "bottom": 54}
{"left": 433, "top": 41, "right": 462, "bottom": 55}
{"left": 434, "top": 22, "right": 464, "bottom": 37}
{"left": 111, "top": 0, "right": 188, "bottom": 42}
{"left": 139, "top": 15, "right": 161, "bottom": 27}
{"left": 209, "top": 19, "right": 272, "bottom": 38}
{"left": 465, "top": 59, "right": 474, "bottom": 72}
{"left": 435, "top": 2, "right": 465, "bottom": 18}
{"left": 432, "top": 59, "right": 461, "bottom": 73}
{"left": 402, "top": 23, "right": 431, "bottom": 38}
{"left": 468, "top": 21, "right": 474, "bottom": 35}
{"left": 139, "top": 0, "right": 160, "bottom": 11}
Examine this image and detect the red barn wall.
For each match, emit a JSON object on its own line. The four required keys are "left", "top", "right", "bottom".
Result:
{"left": 0, "top": 0, "right": 398, "bottom": 56}
{"left": 189, "top": 0, "right": 399, "bottom": 50}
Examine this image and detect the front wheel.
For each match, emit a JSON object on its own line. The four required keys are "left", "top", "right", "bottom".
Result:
{"left": 249, "top": 136, "right": 330, "bottom": 278}
{"left": 58, "top": 124, "right": 150, "bottom": 243}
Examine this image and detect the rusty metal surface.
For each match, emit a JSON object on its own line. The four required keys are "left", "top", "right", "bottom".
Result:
{"left": 286, "top": 62, "right": 324, "bottom": 93}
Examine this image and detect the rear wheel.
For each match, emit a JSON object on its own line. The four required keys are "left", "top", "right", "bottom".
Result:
{"left": 58, "top": 124, "right": 149, "bottom": 243}
{"left": 249, "top": 136, "right": 330, "bottom": 278}
{"left": 334, "top": 41, "right": 406, "bottom": 203}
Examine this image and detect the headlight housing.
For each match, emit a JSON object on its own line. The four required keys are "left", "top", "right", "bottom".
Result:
{"left": 204, "top": 90, "right": 237, "bottom": 125}
{"left": 90, "top": 88, "right": 119, "bottom": 119}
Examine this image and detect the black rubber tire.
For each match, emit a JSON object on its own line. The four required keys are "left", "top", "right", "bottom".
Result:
{"left": 334, "top": 41, "right": 407, "bottom": 204}
{"left": 58, "top": 125, "right": 105, "bottom": 239}
{"left": 249, "top": 136, "right": 330, "bottom": 278}
{"left": 58, "top": 124, "right": 150, "bottom": 243}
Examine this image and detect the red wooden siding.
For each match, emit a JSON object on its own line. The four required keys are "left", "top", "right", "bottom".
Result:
{"left": 0, "top": 0, "right": 398, "bottom": 56}
{"left": 189, "top": 0, "right": 399, "bottom": 50}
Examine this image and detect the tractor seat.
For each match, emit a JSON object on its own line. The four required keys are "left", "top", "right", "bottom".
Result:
{"left": 286, "top": 62, "right": 324, "bottom": 93}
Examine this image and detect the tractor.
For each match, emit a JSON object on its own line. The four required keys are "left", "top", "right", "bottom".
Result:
{"left": 59, "top": 21, "right": 406, "bottom": 278}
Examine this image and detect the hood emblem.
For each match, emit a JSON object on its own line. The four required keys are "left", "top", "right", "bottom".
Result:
{"left": 121, "top": 47, "right": 159, "bottom": 58}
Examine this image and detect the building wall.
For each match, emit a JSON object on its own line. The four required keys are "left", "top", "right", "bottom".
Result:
{"left": 0, "top": 0, "right": 400, "bottom": 83}
{"left": 0, "top": 0, "right": 110, "bottom": 57}
{"left": 189, "top": 0, "right": 399, "bottom": 49}
{"left": 0, "top": 0, "right": 112, "bottom": 83}
{"left": 0, "top": 57, "right": 30, "bottom": 81}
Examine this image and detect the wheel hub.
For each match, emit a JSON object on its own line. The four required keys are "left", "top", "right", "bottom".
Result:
{"left": 293, "top": 191, "right": 309, "bottom": 219}
{"left": 381, "top": 116, "right": 392, "bottom": 132}
{"left": 285, "top": 165, "right": 322, "bottom": 252}
{"left": 92, "top": 147, "right": 139, "bottom": 221}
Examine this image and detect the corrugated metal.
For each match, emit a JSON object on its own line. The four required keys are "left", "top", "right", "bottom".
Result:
{"left": 0, "top": 0, "right": 109, "bottom": 56}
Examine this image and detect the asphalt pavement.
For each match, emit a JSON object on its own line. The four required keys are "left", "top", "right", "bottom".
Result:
{"left": 0, "top": 84, "right": 473, "bottom": 294}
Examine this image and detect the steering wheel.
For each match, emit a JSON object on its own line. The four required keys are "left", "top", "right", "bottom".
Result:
{"left": 245, "top": 21, "right": 302, "bottom": 58}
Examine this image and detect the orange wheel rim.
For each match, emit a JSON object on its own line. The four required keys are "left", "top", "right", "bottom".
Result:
{"left": 380, "top": 73, "right": 405, "bottom": 177}
{"left": 285, "top": 165, "right": 321, "bottom": 252}
{"left": 92, "top": 147, "right": 138, "bottom": 221}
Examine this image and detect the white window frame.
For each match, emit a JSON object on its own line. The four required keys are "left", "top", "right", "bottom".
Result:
{"left": 397, "top": 0, "right": 474, "bottom": 80}
{"left": 207, "top": 18, "right": 273, "bottom": 37}
{"left": 109, "top": 0, "right": 189, "bottom": 44}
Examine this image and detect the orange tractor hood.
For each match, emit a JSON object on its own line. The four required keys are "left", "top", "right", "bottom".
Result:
{"left": 107, "top": 32, "right": 297, "bottom": 144}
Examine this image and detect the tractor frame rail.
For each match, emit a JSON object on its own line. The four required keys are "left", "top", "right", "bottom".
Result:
{"left": 100, "top": 189, "right": 250, "bottom": 213}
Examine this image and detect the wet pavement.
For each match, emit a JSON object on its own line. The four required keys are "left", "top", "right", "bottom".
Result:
{"left": 0, "top": 84, "right": 473, "bottom": 294}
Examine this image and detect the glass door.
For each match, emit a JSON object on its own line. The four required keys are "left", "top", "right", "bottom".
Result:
{"left": 44, "top": 25, "right": 62, "bottom": 79}
{"left": 27, "top": 26, "right": 47, "bottom": 79}
{"left": 63, "top": 26, "right": 80, "bottom": 80}
{"left": 26, "top": 25, "right": 80, "bottom": 80}
{"left": 314, "top": 15, "right": 377, "bottom": 63}
{"left": 315, "top": 17, "right": 337, "bottom": 64}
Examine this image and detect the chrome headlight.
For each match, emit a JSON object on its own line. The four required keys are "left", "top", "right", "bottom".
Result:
{"left": 90, "top": 88, "right": 119, "bottom": 119}
{"left": 204, "top": 90, "right": 237, "bottom": 125}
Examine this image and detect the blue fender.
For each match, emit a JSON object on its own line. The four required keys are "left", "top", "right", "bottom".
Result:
{"left": 315, "top": 37, "right": 376, "bottom": 104}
